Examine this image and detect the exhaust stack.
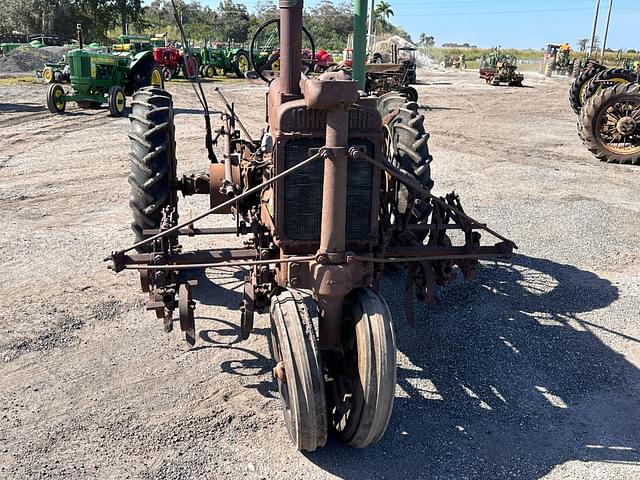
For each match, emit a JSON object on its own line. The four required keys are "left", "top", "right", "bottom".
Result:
{"left": 279, "top": 0, "right": 303, "bottom": 96}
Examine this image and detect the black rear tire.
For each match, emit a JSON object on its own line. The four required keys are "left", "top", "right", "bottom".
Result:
{"left": 128, "top": 87, "right": 178, "bottom": 252}
{"left": 583, "top": 68, "right": 638, "bottom": 105}
{"left": 569, "top": 64, "right": 605, "bottom": 114}
{"left": 399, "top": 86, "right": 418, "bottom": 102}
{"left": 578, "top": 82, "right": 640, "bottom": 165}
{"left": 378, "top": 93, "right": 433, "bottom": 243}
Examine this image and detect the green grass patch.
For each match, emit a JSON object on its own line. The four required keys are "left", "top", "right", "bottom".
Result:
{"left": 0, "top": 75, "right": 39, "bottom": 86}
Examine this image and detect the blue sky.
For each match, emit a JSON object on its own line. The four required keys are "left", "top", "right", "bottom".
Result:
{"left": 197, "top": 0, "right": 638, "bottom": 50}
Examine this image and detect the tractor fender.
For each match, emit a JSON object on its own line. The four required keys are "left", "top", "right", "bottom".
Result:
{"left": 129, "top": 50, "right": 153, "bottom": 71}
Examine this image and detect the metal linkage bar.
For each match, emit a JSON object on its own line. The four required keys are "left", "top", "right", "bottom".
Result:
{"left": 357, "top": 151, "right": 517, "bottom": 249}
{"left": 108, "top": 152, "right": 322, "bottom": 258}
{"left": 124, "top": 256, "right": 315, "bottom": 271}
{"left": 142, "top": 227, "right": 240, "bottom": 236}
{"left": 214, "top": 87, "right": 255, "bottom": 144}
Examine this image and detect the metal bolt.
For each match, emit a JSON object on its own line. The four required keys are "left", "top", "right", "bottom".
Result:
{"left": 348, "top": 147, "right": 361, "bottom": 159}
{"left": 273, "top": 362, "right": 287, "bottom": 383}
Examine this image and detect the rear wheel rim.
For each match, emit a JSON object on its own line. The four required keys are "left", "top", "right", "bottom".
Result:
{"left": 54, "top": 88, "right": 64, "bottom": 110}
{"left": 116, "top": 91, "right": 125, "bottom": 112}
{"left": 238, "top": 54, "right": 249, "bottom": 73}
{"left": 595, "top": 95, "right": 640, "bottom": 155}
{"left": 151, "top": 69, "right": 162, "bottom": 86}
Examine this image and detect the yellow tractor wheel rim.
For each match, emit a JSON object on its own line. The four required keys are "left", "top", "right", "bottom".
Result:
{"left": 54, "top": 89, "right": 65, "bottom": 110}
{"left": 215, "top": 67, "right": 225, "bottom": 76}
{"left": 116, "top": 91, "right": 125, "bottom": 112}
{"left": 273, "top": 59, "right": 280, "bottom": 72}
{"left": 594, "top": 78, "right": 630, "bottom": 97}
{"left": 43, "top": 68, "right": 53, "bottom": 83}
{"left": 151, "top": 69, "right": 162, "bottom": 86}
{"left": 238, "top": 56, "right": 249, "bottom": 73}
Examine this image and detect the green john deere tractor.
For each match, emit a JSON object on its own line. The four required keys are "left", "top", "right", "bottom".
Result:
{"left": 197, "top": 42, "right": 251, "bottom": 78}
{"left": 46, "top": 41, "right": 163, "bottom": 116}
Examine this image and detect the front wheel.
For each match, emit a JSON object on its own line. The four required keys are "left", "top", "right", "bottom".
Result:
{"left": 46, "top": 83, "right": 66, "bottom": 114}
{"left": 269, "top": 289, "right": 327, "bottom": 452}
{"left": 203, "top": 64, "right": 215, "bottom": 78}
{"left": 42, "top": 66, "right": 55, "bottom": 84}
{"left": 161, "top": 66, "right": 173, "bottom": 81}
{"left": 108, "top": 85, "right": 126, "bottom": 117}
{"left": 231, "top": 50, "right": 251, "bottom": 78}
{"left": 328, "top": 288, "right": 396, "bottom": 448}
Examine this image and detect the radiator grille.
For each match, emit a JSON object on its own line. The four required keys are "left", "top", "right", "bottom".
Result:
{"left": 283, "top": 139, "right": 374, "bottom": 241}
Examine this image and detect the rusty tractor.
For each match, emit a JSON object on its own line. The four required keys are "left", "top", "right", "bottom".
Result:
{"left": 480, "top": 53, "right": 523, "bottom": 87}
{"left": 107, "top": 0, "right": 515, "bottom": 451}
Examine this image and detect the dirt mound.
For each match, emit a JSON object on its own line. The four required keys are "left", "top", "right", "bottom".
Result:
{"left": 0, "top": 46, "right": 70, "bottom": 73}
{"left": 372, "top": 35, "right": 439, "bottom": 70}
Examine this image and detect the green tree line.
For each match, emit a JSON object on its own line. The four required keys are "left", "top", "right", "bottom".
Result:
{"left": 0, "top": 0, "right": 411, "bottom": 51}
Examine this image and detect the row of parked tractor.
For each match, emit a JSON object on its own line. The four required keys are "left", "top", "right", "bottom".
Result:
{"left": 39, "top": 22, "right": 421, "bottom": 118}
{"left": 569, "top": 61, "right": 640, "bottom": 165}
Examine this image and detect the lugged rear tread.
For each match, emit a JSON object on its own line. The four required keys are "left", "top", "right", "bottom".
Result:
{"left": 569, "top": 65, "right": 606, "bottom": 114}
{"left": 378, "top": 93, "right": 433, "bottom": 239}
{"left": 578, "top": 82, "right": 640, "bottom": 165}
{"left": 127, "top": 87, "right": 176, "bottom": 252}
{"left": 583, "top": 68, "right": 638, "bottom": 105}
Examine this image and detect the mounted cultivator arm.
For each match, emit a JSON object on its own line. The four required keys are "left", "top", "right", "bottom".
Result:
{"left": 107, "top": 0, "right": 515, "bottom": 451}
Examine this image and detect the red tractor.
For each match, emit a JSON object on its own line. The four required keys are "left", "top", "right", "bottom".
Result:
{"left": 152, "top": 45, "right": 199, "bottom": 81}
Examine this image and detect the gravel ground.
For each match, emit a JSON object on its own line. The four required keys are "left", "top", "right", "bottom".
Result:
{"left": 0, "top": 70, "right": 639, "bottom": 480}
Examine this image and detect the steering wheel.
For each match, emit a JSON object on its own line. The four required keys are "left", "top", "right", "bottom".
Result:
{"left": 249, "top": 18, "right": 316, "bottom": 84}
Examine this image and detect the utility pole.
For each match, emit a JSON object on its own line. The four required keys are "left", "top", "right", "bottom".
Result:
{"left": 600, "top": 0, "right": 613, "bottom": 62}
{"left": 589, "top": 0, "right": 601, "bottom": 58}
{"left": 367, "top": 0, "right": 376, "bottom": 52}
{"left": 352, "top": 0, "right": 367, "bottom": 90}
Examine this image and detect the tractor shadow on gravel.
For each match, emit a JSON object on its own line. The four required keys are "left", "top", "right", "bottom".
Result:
{"left": 310, "top": 255, "right": 640, "bottom": 479}
{"left": 0, "top": 102, "right": 46, "bottom": 113}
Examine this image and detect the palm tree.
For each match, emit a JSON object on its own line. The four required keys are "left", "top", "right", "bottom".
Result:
{"left": 375, "top": 1, "right": 394, "bottom": 21}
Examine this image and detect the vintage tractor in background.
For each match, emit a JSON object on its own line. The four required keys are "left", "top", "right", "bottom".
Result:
{"left": 195, "top": 41, "right": 252, "bottom": 78}
{"left": 46, "top": 28, "right": 163, "bottom": 116}
{"left": 440, "top": 54, "right": 466, "bottom": 70}
{"left": 107, "top": 0, "right": 515, "bottom": 451}
{"left": 363, "top": 45, "right": 418, "bottom": 100}
{"left": 480, "top": 52, "right": 524, "bottom": 86}
{"left": 542, "top": 43, "right": 580, "bottom": 77}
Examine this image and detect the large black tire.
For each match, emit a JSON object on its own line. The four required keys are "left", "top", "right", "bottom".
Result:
{"left": 130, "top": 57, "right": 164, "bottom": 94}
{"left": 128, "top": 87, "right": 177, "bottom": 252}
{"left": 231, "top": 50, "right": 251, "bottom": 78}
{"left": 571, "top": 59, "right": 581, "bottom": 78}
{"left": 569, "top": 64, "right": 606, "bottom": 114}
{"left": 578, "top": 82, "right": 640, "bottom": 165}
{"left": 378, "top": 92, "right": 434, "bottom": 242}
{"left": 583, "top": 68, "right": 638, "bottom": 105}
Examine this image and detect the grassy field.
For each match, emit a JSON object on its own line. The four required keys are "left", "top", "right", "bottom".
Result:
{"left": 424, "top": 46, "right": 637, "bottom": 69}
